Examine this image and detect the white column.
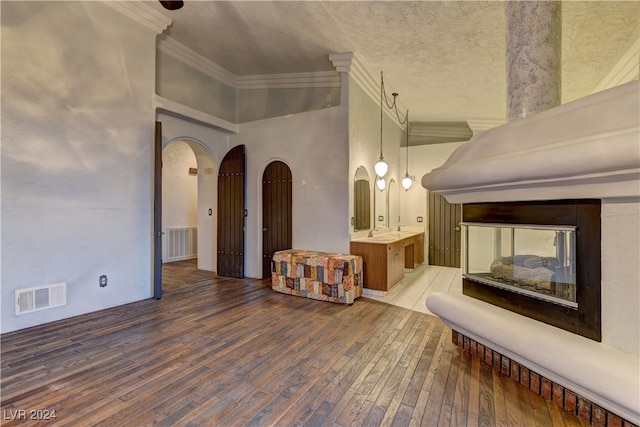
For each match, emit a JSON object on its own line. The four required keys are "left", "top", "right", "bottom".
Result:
{"left": 506, "top": 1, "right": 561, "bottom": 121}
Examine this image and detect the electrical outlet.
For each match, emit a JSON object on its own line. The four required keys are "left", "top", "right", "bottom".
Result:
{"left": 99, "top": 275, "right": 108, "bottom": 287}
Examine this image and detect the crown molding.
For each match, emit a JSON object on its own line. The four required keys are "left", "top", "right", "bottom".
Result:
{"left": 329, "top": 52, "right": 354, "bottom": 73}
{"left": 332, "top": 52, "right": 406, "bottom": 129}
{"left": 466, "top": 118, "right": 507, "bottom": 134}
{"left": 102, "top": 1, "right": 172, "bottom": 34}
{"left": 592, "top": 36, "right": 640, "bottom": 94}
{"left": 158, "top": 36, "right": 237, "bottom": 88}
{"left": 410, "top": 122, "right": 473, "bottom": 140}
{"left": 236, "top": 71, "right": 340, "bottom": 90}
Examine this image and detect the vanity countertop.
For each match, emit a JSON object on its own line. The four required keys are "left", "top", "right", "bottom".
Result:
{"left": 351, "top": 230, "right": 423, "bottom": 244}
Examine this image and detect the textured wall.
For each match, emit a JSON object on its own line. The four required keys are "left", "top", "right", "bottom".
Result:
{"left": 156, "top": 52, "right": 236, "bottom": 123}
{"left": 1, "top": 2, "right": 157, "bottom": 333}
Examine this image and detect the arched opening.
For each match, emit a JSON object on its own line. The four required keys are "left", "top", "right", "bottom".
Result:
{"left": 162, "top": 139, "right": 217, "bottom": 274}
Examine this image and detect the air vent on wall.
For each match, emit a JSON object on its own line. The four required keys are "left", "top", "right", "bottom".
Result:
{"left": 15, "top": 282, "right": 67, "bottom": 316}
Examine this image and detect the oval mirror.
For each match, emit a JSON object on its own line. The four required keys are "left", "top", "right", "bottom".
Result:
{"left": 353, "top": 166, "right": 371, "bottom": 231}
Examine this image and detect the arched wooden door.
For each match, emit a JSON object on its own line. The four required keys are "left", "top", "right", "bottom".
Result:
{"left": 217, "top": 145, "right": 245, "bottom": 278}
{"left": 262, "top": 161, "right": 292, "bottom": 279}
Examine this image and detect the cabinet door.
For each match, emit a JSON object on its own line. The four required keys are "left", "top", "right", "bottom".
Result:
{"left": 387, "top": 247, "right": 405, "bottom": 289}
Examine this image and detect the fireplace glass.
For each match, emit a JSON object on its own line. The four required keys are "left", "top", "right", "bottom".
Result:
{"left": 462, "top": 223, "right": 577, "bottom": 308}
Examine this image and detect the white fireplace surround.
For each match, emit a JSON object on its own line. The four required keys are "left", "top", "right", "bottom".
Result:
{"left": 421, "top": 81, "right": 639, "bottom": 204}
{"left": 422, "top": 81, "right": 640, "bottom": 424}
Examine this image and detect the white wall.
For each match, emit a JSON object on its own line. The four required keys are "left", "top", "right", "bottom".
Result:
{"left": 162, "top": 141, "right": 198, "bottom": 261}
{"left": 1, "top": 2, "right": 158, "bottom": 333}
{"left": 193, "top": 149, "right": 217, "bottom": 272}
{"left": 601, "top": 199, "right": 640, "bottom": 356}
{"left": 348, "top": 78, "right": 404, "bottom": 237}
{"left": 399, "top": 141, "right": 468, "bottom": 261}
{"left": 232, "top": 87, "right": 350, "bottom": 278}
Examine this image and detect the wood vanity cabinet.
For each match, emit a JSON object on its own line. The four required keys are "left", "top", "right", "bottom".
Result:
{"left": 350, "top": 232, "right": 424, "bottom": 292}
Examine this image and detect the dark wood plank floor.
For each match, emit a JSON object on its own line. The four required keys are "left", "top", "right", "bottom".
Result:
{"left": 1, "top": 259, "right": 589, "bottom": 426}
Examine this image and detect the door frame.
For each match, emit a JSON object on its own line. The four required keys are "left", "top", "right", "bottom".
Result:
{"left": 428, "top": 191, "right": 462, "bottom": 268}
{"left": 153, "top": 122, "right": 163, "bottom": 299}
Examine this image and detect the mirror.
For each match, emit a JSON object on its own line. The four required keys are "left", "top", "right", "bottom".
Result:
{"left": 353, "top": 166, "right": 371, "bottom": 231}
{"left": 375, "top": 177, "right": 387, "bottom": 229}
{"left": 388, "top": 178, "right": 398, "bottom": 229}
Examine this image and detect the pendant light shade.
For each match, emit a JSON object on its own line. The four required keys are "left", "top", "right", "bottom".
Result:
{"left": 376, "top": 177, "right": 386, "bottom": 191}
{"left": 374, "top": 157, "right": 389, "bottom": 178}
{"left": 401, "top": 174, "right": 413, "bottom": 190}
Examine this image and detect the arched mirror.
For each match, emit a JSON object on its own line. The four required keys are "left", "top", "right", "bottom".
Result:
{"left": 353, "top": 166, "right": 371, "bottom": 231}
{"left": 375, "top": 177, "right": 387, "bottom": 229}
{"left": 388, "top": 178, "right": 399, "bottom": 229}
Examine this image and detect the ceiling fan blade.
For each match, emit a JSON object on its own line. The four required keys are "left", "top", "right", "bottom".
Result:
{"left": 159, "top": 0, "right": 183, "bottom": 10}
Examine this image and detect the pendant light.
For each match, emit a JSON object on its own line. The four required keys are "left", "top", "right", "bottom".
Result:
{"left": 401, "top": 110, "right": 413, "bottom": 191}
{"left": 376, "top": 71, "right": 410, "bottom": 184}
{"left": 374, "top": 71, "right": 389, "bottom": 178}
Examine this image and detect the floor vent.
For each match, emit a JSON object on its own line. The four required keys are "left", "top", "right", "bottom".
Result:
{"left": 15, "top": 282, "right": 67, "bottom": 316}
{"left": 166, "top": 227, "right": 197, "bottom": 261}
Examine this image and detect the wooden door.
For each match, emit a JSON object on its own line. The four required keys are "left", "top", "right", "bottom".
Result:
{"left": 217, "top": 145, "right": 245, "bottom": 278}
{"left": 262, "top": 161, "right": 292, "bottom": 279}
{"left": 153, "top": 122, "right": 163, "bottom": 299}
{"left": 428, "top": 192, "right": 461, "bottom": 267}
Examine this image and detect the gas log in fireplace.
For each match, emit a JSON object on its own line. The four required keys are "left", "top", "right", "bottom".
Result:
{"left": 461, "top": 199, "right": 601, "bottom": 341}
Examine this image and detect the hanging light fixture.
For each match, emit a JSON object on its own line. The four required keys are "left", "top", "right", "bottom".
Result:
{"left": 401, "top": 110, "right": 413, "bottom": 191}
{"left": 376, "top": 71, "right": 410, "bottom": 184}
{"left": 376, "top": 176, "right": 386, "bottom": 191}
{"left": 374, "top": 71, "right": 389, "bottom": 178}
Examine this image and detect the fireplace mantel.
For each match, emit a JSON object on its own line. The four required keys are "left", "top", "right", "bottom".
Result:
{"left": 421, "top": 81, "right": 639, "bottom": 204}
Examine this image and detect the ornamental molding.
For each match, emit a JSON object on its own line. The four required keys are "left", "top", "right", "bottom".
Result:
{"left": 103, "top": 1, "right": 171, "bottom": 34}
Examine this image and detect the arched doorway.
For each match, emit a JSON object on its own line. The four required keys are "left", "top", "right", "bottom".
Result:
{"left": 154, "top": 122, "right": 217, "bottom": 299}
{"left": 262, "top": 161, "right": 293, "bottom": 278}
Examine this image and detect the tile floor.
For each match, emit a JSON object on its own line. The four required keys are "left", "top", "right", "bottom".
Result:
{"left": 362, "top": 264, "right": 462, "bottom": 315}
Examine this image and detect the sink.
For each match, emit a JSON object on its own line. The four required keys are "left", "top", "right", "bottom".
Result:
{"left": 361, "top": 231, "right": 416, "bottom": 242}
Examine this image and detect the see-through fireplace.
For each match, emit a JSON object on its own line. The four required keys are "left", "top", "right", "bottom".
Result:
{"left": 461, "top": 200, "right": 601, "bottom": 341}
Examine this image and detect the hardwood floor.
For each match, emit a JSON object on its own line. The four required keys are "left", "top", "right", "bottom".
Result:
{"left": 1, "top": 260, "right": 589, "bottom": 426}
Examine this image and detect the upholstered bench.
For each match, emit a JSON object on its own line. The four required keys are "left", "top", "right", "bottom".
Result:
{"left": 271, "top": 249, "right": 363, "bottom": 304}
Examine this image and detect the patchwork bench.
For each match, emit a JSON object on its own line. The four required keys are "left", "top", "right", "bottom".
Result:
{"left": 271, "top": 249, "right": 363, "bottom": 304}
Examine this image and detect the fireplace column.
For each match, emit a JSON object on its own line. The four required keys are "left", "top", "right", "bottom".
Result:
{"left": 506, "top": 1, "right": 561, "bottom": 120}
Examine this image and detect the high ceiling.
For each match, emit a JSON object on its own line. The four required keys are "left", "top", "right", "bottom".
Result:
{"left": 150, "top": 1, "right": 640, "bottom": 125}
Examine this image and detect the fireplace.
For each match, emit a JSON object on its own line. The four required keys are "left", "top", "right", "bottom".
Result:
{"left": 419, "top": 71, "right": 638, "bottom": 427}
{"left": 460, "top": 199, "right": 601, "bottom": 341}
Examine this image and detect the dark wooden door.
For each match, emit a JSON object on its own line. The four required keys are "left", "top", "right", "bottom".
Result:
{"left": 217, "top": 145, "right": 245, "bottom": 278}
{"left": 262, "top": 161, "right": 292, "bottom": 278}
{"left": 429, "top": 192, "right": 461, "bottom": 267}
{"left": 153, "top": 122, "right": 163, "bottom": 299}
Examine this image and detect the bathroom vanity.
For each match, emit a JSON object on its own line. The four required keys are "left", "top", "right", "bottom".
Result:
{"left": 350, "top": 231, "right": 424, "bottom": 292}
